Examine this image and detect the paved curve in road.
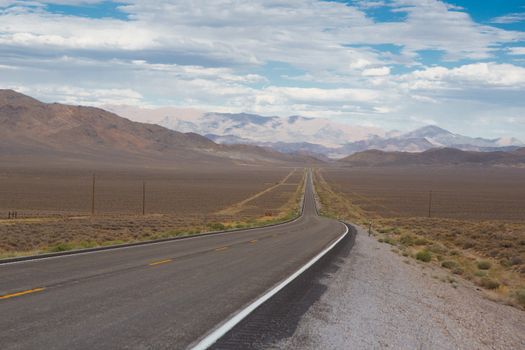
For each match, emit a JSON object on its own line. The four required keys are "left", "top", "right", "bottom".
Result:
{"left": 0, "top": 171, "right": 346, "bottom": 349}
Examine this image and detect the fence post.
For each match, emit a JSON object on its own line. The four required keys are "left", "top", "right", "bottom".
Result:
{"left": 91, "top": 173, "right": 96, "bottom": 216}
{"left": 142, "top": 181, "right": 146, "bottom": 216}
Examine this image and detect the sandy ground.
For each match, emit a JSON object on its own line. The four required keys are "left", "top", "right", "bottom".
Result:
{"left": 275, "top": 225, "right": 525, "bottom": 350}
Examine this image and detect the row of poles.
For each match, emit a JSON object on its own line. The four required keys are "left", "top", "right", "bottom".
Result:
{"left": 90, "top": 174, "right": 146, "bottom": 216}
{"left": 6, "top": 175, "right": 435, "bottom": 219}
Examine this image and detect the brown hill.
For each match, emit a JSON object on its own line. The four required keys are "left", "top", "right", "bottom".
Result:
{"left": 338, "top": 148, "right": 525, "bottom": 167}
{"left": 0, "top": 90, "right": 319, "bottom": 166}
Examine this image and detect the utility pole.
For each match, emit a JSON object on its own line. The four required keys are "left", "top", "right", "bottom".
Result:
{"left": 428, "top": 190, "right": 432, "bottom": 218}
{"left": 91, "top": 173, "right": 96, "bottom": 216}
{"left": 142, "top": 181, "right": 146, "bottom": 216}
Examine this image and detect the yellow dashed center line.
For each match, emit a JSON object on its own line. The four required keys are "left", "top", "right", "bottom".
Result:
{"left": 0, "top": 287, "right": 45, "bottom": 300}
{"left": 215, "top": 246, "right": 229, "bottom": 252}
{"left": 149, "top": 259, "right": 173, "bottom": 266}
{"left": 249, "top": 240, "right": 258, "bottom": 244}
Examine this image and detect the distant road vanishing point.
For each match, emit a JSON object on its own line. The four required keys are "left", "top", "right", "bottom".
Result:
{"left": 0, "top": 171, "right": 347, "bottom": 349}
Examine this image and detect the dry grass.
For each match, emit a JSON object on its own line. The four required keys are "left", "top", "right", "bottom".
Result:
{"left": 216, "top": 168, "right": 298, "bottom": 215}
{"left": 323, "top": 166, "right": 525, "bottom": 220}
{"left": 0, "top": 166, "right": 291, "bottom": 217}
{"left": 0, "top": 166, "right": 306, "bottom": 259}
{"left": 314, "top": 167, "right": 525, "bottom": 309}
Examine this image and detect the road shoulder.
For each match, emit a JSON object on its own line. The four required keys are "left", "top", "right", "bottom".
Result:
{"left": 275, "top": 225, "right": 525, "bottom": 350}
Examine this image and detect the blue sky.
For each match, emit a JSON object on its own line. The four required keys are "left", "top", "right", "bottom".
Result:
{"left": 1, "top": 0, "right": 525, "bottom": 139}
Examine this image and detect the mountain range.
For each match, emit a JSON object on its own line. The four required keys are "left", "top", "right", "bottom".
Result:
{"left": 339, "top": 147, "right": 525, "bottom": 167}
{"left": 105, "top": 106, "right": 523, "bottom": 159}
{"left": 3, "top": 90, "right": 524, "bottom": 168}
{"left": 0, "top": 90, "right": 318, "bottom": 167}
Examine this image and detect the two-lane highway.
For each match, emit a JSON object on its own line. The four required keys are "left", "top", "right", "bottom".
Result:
{"left": 0, "top": 171, "right": 346, "bottom": 349}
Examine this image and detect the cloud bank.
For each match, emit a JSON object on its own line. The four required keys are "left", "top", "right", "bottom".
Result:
{"left": 0, "top": 0, "right": 524, "bottom": 138}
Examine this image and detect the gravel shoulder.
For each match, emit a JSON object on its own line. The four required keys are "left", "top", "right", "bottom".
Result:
{"left": 275, "top": 225, "right": 525, "bottom": 350}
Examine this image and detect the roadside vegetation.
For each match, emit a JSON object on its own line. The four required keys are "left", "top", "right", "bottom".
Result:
{"left": 313, "top": 168, "right": 525, "bottom": 309}
{"left": 0, "top": 168, "right": 306, "bottom": 259}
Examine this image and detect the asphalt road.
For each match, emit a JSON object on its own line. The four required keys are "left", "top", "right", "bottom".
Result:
{"left": 0, "top": 171, "right": 346, "bottom": 349}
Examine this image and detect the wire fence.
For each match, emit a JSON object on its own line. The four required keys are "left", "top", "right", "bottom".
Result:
{"left": 347, "top": 188, "right": 525, "bottom": 221}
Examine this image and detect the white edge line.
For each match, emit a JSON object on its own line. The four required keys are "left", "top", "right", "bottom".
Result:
{"left": 189, "top": 221, "right": 349, "bottom": 350}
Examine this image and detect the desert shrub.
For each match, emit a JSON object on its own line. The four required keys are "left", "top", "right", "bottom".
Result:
{"left": 383, "top": 237, "right": 396, "bottom": 245}
{"left": 208, "top": 222, "right": 226, "bottom": 231}
{"left": 479, "top": 278, "right": 500, "bottom": 290}
{"left": 78, "top": 241, "right": 97, "bottom": 249}
{"left": 477, "top": 260, "right": 492, "bottom": 270}
{"left": 399, "top": 234, "right": 415, "bottom": 246}
{"left": 414, "top": 238, "right": 428, "bottom": 246}
{"left": 441, "top": 260, "right": 458, "bottom": 269}
{"left": 510, "top": 256, "right": 523, "bottom": 266}
{"left": 516, "top": 289, "right": 525, "bottom": 306}
{"left": 416, "top": 250, "right": 432, "bottom": 262}
{"left": 429, "top": 243, "right": 447, "bottom": 254}
{"left": 48, "top": 243, "right": 73, "bottom": 252}
{"left": 475, "top": 270, "right": 487, "bottom": 277}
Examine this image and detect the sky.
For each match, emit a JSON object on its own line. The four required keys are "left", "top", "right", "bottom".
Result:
{"left": 1, "top": 0, "right": 525, "bottom": 139}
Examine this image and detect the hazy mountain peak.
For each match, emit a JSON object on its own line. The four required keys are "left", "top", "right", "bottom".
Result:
{"left": 102, "top": 104, "right": 523, "bottom": 159}
{"left": 0, "top": 91, "right": 320, "bottom": 166}
{"left": 402, "top": 125, "right": 452, "bottom": 138}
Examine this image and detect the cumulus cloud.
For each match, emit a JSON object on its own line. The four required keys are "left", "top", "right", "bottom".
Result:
{"left": 0, "top": 0, "right": 524, "bottom": 138}
{"left": 362, "top": 66, "right": 390, "bottom": 76}
{"left": 508, "top": 47, "right": 525, "bottom": 55}
{"left": 400, "top": 63, "right": 525, "bottom": 89}
{"left": 491, "top": 12, "right": 525, "bottom": 24}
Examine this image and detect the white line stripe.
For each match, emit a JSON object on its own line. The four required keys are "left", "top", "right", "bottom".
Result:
{"left": 189, "top": 221, "right": 349, "bottom": 350}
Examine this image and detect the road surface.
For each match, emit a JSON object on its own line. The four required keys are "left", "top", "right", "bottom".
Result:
{"left": 0, "top": 171, "right": 346, "bottom": 349}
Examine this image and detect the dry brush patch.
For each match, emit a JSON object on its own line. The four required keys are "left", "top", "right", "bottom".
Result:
{"left": 0, "top": 166, "right": 305, "bottom": 259}
{"left": 314, "top": 167, "right": 525, "bottom": 309}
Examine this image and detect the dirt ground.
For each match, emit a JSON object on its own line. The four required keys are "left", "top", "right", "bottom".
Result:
{"left": 322, "top": 166, "right": 525, "bottom": 221}
{"left": 0, "top": 165, "right": 304, "bottom": 257}
{"left": 276, "top": 225, "right": 525, "bottom": 350}
{"left": 315, "top": 166, "right": 525, "bottom": 309}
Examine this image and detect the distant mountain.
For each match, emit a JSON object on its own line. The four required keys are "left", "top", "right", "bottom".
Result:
{"left": 0, "top": 90, "right": 320, "bottom": 166}
{"left": 399, "top": 125, "right": 520, "bottom": 149}
{"left": 107, "top": 106, "right": 523, "bottom": 159}
{"left": 338, "top": 147, "right": 525, "bottom": 167}
{"left": 105, "top": 107, "right": 388, "bottom": 148}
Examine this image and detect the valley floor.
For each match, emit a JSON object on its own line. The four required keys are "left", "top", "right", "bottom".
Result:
{"left": 275, "top": 225, "right": 525, "bottom": 350}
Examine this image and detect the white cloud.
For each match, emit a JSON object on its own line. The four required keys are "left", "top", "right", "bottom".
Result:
{"left": 12, "top": 84, "right": 144, "bottom": 106}
{"left": 402, "top": 62, "right": 525, "bottom": 89}
{"left": 0, "top": 0, "right": 524, "bottom": 139}
{"left": 491, "top": 12, "right": 525, "bottom": 24}
{"left": 362, "top": 66, "right": 390, "bottom": 76}
{"left": 508, "top": 47, "right": 525, "bottom": 55}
